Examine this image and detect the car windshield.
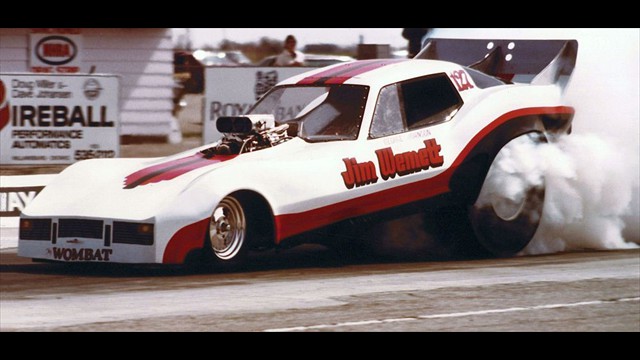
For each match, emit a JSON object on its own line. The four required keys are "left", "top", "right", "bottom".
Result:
{"left": 248, "top": 84, "right": 369, "bottom": 141}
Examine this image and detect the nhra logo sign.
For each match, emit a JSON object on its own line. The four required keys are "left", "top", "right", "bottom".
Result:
{"left": 35, "top": 36, "right": 77, "bottom": 66}
{"left": 30, "top": 33, "right": 82, "bottom": 73}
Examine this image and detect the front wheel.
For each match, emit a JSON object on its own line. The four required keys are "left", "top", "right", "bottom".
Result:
{"left": 208, "top": 195, "right": 250, "bottom": 262}
{"left": 469, "top": 133, "right": 546, "bottom": 257}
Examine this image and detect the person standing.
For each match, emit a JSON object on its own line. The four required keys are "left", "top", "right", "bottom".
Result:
{"left": 275, "top": 35, "right": 305, "bottom": 66}
{"left": 402, "top": 28, "right": 430, "bottom": 58}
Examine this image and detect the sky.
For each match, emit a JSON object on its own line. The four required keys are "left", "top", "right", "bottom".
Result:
{"left": 176, "top": 28, "right": 408, "bottom": 49}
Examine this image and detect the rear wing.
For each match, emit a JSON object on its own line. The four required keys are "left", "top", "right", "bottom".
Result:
{"left": 415, "top": 38, "right": 578, "bottom": 88}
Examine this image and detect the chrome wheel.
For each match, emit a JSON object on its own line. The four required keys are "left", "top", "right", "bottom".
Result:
{"left": 209, "top": 196, "right": 246, "bottom": 261}
{"left": 490, "top": 191, "right": 528, "bottom": 221}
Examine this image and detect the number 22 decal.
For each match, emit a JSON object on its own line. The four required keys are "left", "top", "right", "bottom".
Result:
{"left": 450, "top": 70, "right": 474, "bottom": 92}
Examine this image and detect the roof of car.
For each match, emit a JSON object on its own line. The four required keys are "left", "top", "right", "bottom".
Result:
{"left": 279, "top": 58, "right": 465, "bottom": 88}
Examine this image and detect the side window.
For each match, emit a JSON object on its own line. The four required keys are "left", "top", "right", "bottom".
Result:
{"left": 369, "top": 73, "right": 463, "bottom": 139}
{"left": 401, "top": 73, "right": 462, "bottom": 130}
{"left": 369, "top": 84, "right": 405, "bottom": 138}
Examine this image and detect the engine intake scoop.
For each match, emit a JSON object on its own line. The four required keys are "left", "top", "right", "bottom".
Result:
{"left": 216, "top": 114, "right": 275, "bottom": 134}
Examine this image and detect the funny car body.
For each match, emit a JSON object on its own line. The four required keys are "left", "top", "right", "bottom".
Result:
{"left": 18, "top": 38, "right": 578, "bottom": 265}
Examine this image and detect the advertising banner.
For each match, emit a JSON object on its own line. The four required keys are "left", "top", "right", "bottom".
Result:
{"left": 0, "top": 174, "right": 55, "bottom": 218}
{"left": 0, "top": 73, "right": 120, "bottom": 165}
{"left": 203, "top": 67, "right": 314, "bottom": 144}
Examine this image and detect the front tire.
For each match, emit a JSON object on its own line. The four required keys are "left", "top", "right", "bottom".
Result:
{"left": 469, "top": 133, "right": 546, "bottom": 257}
{"left": 208, "top": 195, "right": 250, "bottom": 263}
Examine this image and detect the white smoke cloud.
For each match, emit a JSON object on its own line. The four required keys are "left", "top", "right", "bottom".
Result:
{"left": 474, "top": 133, "right": 545, "bottom": 224}
{"left": 470, "top": 128, "right": 639, "bottom": 256}
{"left": 514, "top": 132, "right": 639, "bottom": 254}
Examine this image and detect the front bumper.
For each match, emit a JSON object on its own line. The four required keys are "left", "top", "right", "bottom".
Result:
{"left": 17, "top": 216, "right": 157, "bottom": 264}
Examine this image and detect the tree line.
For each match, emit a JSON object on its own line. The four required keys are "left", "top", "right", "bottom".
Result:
{"left": 177, "top": 36, "right": 359, "bottom": 63}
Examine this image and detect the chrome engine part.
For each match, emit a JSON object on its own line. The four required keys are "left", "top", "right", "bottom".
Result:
{"left": 202, "top": 115, "right": 291, "bottom": 156}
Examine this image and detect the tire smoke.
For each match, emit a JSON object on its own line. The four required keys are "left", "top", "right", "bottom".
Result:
{"left": 474, "top": 134, "right": 545, "bottom": 226}
{"left": 511, "top": 132, "right": 640, "bottom": 255}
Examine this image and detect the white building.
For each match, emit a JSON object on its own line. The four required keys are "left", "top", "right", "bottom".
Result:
{"left": 0, "top": 28, "right": 181, "bottom": 143}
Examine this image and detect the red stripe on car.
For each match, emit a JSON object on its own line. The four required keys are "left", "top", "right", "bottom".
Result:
{"left": 296, "top": 61, "right": 370, "bottom": 85}
{"left": 297, "top": 59, "right": 407, "bottom": 85}
{"left": 163, "top": 218, "right": 209, "bottom": 264}
{"left": 322, "top": 59, "right": 408, "bottom": 84}
{"left": 124, "top": 153, "right": 237, "bottom": 189}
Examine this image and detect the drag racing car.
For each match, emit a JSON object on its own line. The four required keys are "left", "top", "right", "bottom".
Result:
{"left": 18, "top": 38, "right": 578, "bottom": 265}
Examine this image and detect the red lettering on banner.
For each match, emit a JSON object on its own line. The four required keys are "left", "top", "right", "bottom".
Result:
{"left": 0, "top": 80, "right": 9, "bottom": 132}
{"left": 31, "top": 67, "right": 54, "bottom": 73}
{"left": 43, "top": 43, "right": 71, "bottom": 57}
{"left": 56, "top": 66, "right": 79, "bottom": 73}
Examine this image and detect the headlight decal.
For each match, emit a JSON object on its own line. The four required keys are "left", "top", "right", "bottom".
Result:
{"left": 113, "top": 221, "right": 154, "bottom": 246}
{"left": 20, "top": 218, "right": 52, "bottom": 241}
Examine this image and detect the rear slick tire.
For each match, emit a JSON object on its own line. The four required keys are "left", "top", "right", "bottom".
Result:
{"left": 469, "top": 133, "right": 546, "bottom": 257}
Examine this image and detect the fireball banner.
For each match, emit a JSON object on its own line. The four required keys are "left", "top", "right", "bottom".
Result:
{"left": 0, "top": 73, "right": 120, "bottom": 165}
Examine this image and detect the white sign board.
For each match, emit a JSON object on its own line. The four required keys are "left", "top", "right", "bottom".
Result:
{"left": 203, "top": 67, "right": 315, "bottom": 144}
{"left": 0, "top": 73, "right": 120, "bottom": 165}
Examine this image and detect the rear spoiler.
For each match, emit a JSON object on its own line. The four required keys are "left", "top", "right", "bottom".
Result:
{"left": 415, "top": 38, "right": 578, "bottom": 88}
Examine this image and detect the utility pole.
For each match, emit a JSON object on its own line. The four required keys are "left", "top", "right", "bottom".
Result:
{"left": 186, "top": 28, "right": 192, "bottom": 51}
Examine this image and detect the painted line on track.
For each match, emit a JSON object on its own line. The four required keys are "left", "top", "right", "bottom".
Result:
{"left": 263, "top": 297, "right": 640, "bottom": 332}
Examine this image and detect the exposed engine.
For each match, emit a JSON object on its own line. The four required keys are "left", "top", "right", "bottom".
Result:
{"left": 201, "top": 114, "right": 292, "bottom": 157}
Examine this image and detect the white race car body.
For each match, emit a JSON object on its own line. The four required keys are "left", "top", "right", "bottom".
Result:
{"left": 18, "top": 38, "right": 578, "bottom": 264}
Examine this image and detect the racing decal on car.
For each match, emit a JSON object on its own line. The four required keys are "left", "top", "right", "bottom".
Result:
{"left": 341, "top": 138, "right": 444, "bottom": 189}
{"left": 449, "top": 70, "right": 475, "bottom": 92}
{"left": 123, "top": 152, "right": 237, "bottom": 189}
{"left": 48, "top": 247, "right": 113, "bottom": 262}
{"left": 297, "top": 59, "right": 407, "bottom": 85}
{"left": 341, "top": 158, "right": 378, "bottom": 189}
{"left": 377, "top": 139, "right": 444, "bottom": 179}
